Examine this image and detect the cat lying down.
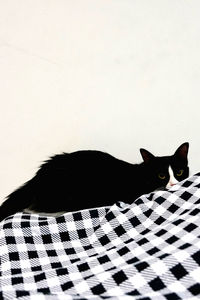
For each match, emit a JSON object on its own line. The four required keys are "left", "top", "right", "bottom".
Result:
{"left": 0, "top": 143, "right": 189, "bottom": 221}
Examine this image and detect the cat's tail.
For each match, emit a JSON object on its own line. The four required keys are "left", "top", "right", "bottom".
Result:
{"left": 0, "top": 180, "right": 35, "bottom": 222}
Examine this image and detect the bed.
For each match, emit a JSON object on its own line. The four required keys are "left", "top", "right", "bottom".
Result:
{"left": 0, "top": 173, "right": 200, "bottom": 299}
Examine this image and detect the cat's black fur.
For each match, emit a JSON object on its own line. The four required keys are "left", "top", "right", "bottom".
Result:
{"left": 0, "top": 143, "right": 189, "bottom": 221}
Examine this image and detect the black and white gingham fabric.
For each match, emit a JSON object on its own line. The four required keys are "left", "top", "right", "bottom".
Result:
{"left": 1, "top": 174, "right": 200, "bottom": 300}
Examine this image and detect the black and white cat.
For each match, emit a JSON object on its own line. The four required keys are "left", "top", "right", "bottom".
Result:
{"left": 0, "top": 143, "right": 189, "bottom": 221}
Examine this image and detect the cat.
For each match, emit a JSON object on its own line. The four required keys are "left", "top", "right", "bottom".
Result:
{"left": 0, "top": 142, "right": 189, "bottom": 221}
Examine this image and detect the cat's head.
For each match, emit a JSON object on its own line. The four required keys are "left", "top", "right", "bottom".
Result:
{"left": 140, "top": 142, "right": 189, "bottom": 191}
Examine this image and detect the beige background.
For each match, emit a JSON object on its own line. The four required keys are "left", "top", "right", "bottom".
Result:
{"left": 0, "top": 0, "right": 200, "bottom": 204}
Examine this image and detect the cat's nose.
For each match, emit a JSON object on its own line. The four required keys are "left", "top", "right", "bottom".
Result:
{"left": 166, "top": 182, "right": 176, "bottom": 189}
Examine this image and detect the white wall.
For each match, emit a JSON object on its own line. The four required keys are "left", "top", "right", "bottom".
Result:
{"left": 0, "top": 0, "right": 200, "bottom": 203}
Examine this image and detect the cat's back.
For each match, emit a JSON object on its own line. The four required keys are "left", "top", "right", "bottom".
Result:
{"left": 68, "top": 150, "right": 120, "bottom": 166}
{"left": 37, "top": 150, "right": 133, "bottom": 177}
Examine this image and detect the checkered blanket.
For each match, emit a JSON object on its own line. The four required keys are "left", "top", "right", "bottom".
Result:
{"left": 1, "top": 174, "right": 200, "bottom": 300}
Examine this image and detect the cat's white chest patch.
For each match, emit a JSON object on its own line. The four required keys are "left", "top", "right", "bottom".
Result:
{"left": 166, "top": 166, "right": 178, "bottom": 188}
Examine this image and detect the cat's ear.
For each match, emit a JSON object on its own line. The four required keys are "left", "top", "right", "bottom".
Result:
{"left": 140, "top": 149, "right": 155, "bottom": 163}
{"left": 174, "top": 142, "right": 189, "bottom": 160}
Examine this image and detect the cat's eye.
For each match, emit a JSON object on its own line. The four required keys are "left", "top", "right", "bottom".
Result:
{"left": 158, "top": 173, "right": 166, "bottom": 180}
{"left": 176, "top": 169, "right": 184, "bottom": 177}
